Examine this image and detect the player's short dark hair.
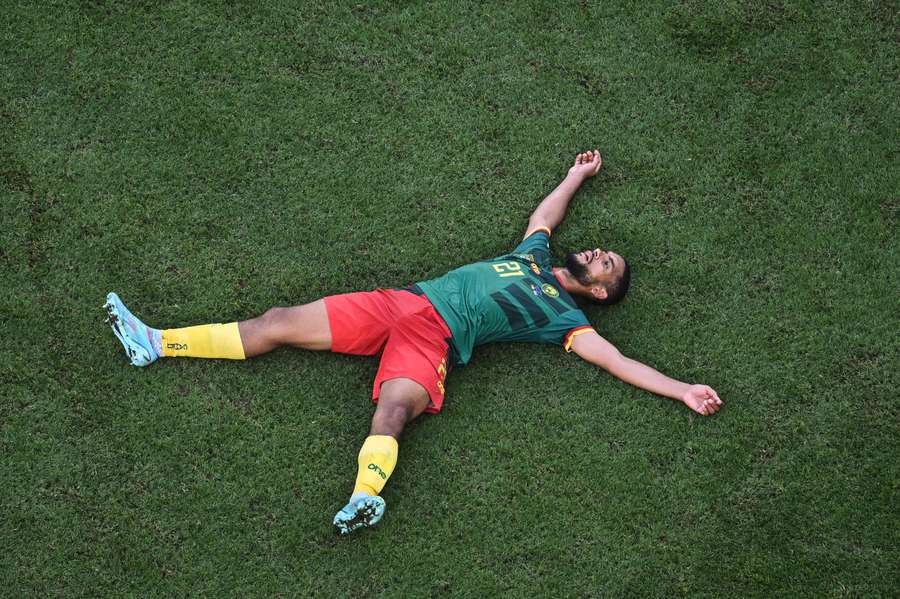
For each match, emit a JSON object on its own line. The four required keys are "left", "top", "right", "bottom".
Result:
{"left": 595, "top": 259, "right": 630, "bottom": 306}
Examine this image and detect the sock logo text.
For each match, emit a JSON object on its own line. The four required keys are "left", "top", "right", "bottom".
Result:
{"left": 167, "top": 343, "right": 188, "bottom": 350}
{"left": 367, "top": 463, "right": 387, "bottom": 480}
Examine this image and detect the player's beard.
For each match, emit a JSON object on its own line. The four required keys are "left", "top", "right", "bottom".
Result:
{"left": 564, "top": 252, "right": 594, "bottom": 286}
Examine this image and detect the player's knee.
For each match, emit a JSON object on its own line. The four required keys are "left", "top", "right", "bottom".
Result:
{"left": 382, "top": 377, "right": 426, "bottom": 401}
{"left": 260, "top": 306, "right": 295, "bottom": 337}
{"left": 372, "top": 381, "right": 428, "bottom": 436}
{"left": 260, "top": 306, "right": 284, "bottom": 323}
{"left": 259, "top": 301, "right": 331, "bottom": 351}
{"left": 378, "top": 379, "right": 428, "bottom": 418}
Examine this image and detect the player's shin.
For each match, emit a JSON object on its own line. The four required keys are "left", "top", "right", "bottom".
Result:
{"left": 352, "top": 435, "right": 399, "bottom": 498}
{"left": 161, "top": 323, "right": 246, "bottom": 359}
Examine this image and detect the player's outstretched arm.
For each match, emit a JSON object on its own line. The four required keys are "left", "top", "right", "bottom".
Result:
{"left": 525, "top": 150, "right": 602, "bottom": 238}
{"left": 570, "top": 330, "right": 723, "bottom": 416}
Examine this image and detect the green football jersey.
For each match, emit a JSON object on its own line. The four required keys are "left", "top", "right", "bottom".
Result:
{"left": 415, "top": 231, "right": 593, "bottom": 365}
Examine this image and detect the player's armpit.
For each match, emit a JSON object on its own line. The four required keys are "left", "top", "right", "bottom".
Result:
{"left": 569, "top": 330, "right": 623, "bottom": 370}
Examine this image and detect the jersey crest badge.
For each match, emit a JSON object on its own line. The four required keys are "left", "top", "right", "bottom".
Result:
{"left": 530, "top": 263, "right": 541, "bottom": 275}
{"left": 541, "top": 283, "right": 559, "bottom": 297}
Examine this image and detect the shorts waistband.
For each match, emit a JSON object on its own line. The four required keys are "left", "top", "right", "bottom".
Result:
{"left": 398, "top": 283, "right": 426, "bottom": 296}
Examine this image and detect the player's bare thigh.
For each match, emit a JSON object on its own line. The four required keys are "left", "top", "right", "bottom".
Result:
{"left": 239, "top": 299, "right": 332, "bottom": 356}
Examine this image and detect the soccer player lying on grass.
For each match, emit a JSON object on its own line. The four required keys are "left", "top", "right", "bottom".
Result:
{"left": 105, "top": 149, "right": 722, "bottom": 535}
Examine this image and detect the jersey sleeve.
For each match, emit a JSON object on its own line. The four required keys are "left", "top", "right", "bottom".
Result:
{"left": 512, "top": 228, "right": 552, "bottom": 266}
{"left": 543, "top": 307, "right": 594, "bottom": 351}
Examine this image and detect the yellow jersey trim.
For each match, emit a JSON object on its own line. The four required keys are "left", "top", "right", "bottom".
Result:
{"left": 523, "top": 225, "right": 552, "bottom": 239}
{"left": 564, "top": 326, "right": 594, "bottom": 352}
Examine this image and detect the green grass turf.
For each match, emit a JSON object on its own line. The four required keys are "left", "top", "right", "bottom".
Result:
{"left": 2, "top": 0, "right": 898, "bottom": 595}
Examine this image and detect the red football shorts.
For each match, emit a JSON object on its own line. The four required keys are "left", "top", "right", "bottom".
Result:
{"left": 324, "top": 289, "right": 452, "bottom": 413}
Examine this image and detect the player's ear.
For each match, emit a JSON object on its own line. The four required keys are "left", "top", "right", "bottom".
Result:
{"left": 590, "top": 286, "right": 608, "bottom": 301}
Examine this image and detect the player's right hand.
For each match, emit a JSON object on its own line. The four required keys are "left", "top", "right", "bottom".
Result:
{"left": 568, "top": 149, "right": 602, "bottom": 179}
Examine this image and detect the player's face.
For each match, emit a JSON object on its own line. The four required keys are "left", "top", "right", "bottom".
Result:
{"left": 565, "top": 248, "right": 625, "bottom": 287}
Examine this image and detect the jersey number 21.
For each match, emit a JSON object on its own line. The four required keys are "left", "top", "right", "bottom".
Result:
{"left": 492, "top": 262, "right": 524, "bottom": 277}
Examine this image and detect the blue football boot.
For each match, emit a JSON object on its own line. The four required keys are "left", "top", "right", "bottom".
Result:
{"left": 333, "top": 495, "right": 386, "bottom": 535}
{"left": 103, "top": 292, "right": 159, "bottom": 366}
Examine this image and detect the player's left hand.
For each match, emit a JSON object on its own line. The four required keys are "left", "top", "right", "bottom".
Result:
{"left": 681, "top": 385, "right": 723, "bottom": 416}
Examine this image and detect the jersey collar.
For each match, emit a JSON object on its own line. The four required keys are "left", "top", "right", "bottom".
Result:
{"left": 552, "top": 267, "right": 566, "bottom": 288}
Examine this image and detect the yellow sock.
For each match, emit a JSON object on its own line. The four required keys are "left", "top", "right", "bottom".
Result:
{"left": 161, "top": 322, "right": 246, "bottom": 359}
{"left": 353, "top": 435, "right": 399, "bottom": 497}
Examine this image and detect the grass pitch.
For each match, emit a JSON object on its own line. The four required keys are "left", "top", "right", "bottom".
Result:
{"left": 2, "top": 1, "right": 897, "bottom": 596}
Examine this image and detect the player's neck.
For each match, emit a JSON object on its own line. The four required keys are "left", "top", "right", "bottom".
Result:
{"left": 553, "top": 267, "right": 582, "bottom": 296}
